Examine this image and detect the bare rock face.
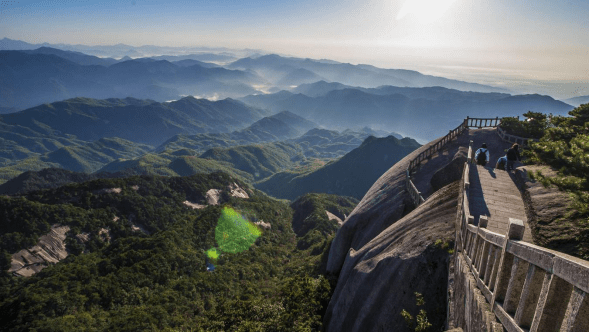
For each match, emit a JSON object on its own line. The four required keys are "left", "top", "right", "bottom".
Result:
{"left": 183, "top": 201, "right": 207, "bottom": 209}
{"left": 99, "top": 228, "right": 111, "bottom": 242}
{"left": 131, "top": 223, "right": 150, "bottom": 235}
{"left": 323, "top": 183, "right": 458, "bottom": 331}
{"left": 228, "top": 182, "right": 249, "bottom": 199}
{"left": 93, "top": 187, "right": 122, "bottom": 195}
{"left": 206, "top": 189, "right": 222, "bottom": 205}
{"left": 326, "top": 211, "right": 343, "bottom": 226}
{"left": 200, "top": 184, "right": 251, "bottom": 207}
{"left": 325, "top": 135, "right": 431, "bottom": 275}
{"left": 9, "top": 225, "right": 70, "bottom": 277}
{"left": 76, "top": 233, "right": 90, "bottom": 243}
{"left": 254, "top": 220, "right": 271, "bottom": 229}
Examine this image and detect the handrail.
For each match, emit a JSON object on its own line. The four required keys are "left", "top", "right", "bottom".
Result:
{"left": 454, "top": 148, "right": 589, "bottom": 332}
{"left": 405, "top": 118, "right": 471, "bottom": 206}
{"left": 496, "top": 126, "right": 539, "bottom": 148}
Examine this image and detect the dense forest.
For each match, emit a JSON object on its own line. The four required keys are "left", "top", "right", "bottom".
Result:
{"left": 0, "top": 172, "right": 358, "bottom": 331}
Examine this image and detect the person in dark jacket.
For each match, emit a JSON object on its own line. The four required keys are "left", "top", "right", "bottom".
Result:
{"left": 474, "top": 143, "right": 489, "bottom": 166}
{"left": 506, "top": 143, "right": 521, "bottom": 171}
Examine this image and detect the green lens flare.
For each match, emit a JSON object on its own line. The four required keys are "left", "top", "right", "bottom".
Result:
{"left": 215, "top": 207, "right": 261, "bottom": 253}
{"left": 206, "top": 248, "right": 220, "bottom": 260}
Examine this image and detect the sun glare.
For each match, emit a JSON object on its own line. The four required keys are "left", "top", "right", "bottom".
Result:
{"left": 396, "top": 0, "right": 458, "bottom": 22}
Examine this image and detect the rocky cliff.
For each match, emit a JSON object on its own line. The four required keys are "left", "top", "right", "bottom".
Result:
{"left": 324, "top": 128, "right": 524, "bottom": 331}
{"left": 324, "top": 182, "right": 458, "bottom": 331}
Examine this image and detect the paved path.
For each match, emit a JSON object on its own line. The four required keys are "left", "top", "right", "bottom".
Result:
{"left": 468, "top": 164, "right": 533, "bottom": 243}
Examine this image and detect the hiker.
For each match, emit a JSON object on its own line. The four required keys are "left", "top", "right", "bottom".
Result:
{"left": 506, "top": 143, "right": 521, "bottom": 171}
{"left": 496, "top": 155, "right": 507, "bottom": 170}
{"left": 474, "top": 143, "right": 489, "bottom": 166}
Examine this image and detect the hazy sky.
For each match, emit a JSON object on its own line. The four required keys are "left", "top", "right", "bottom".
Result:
{"left": 1, "top": 0, "right": 588, "bottom": 91}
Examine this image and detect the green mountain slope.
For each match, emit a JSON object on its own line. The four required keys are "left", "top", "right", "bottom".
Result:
{"left": 156, "top": 110, "right": 317, "bottom": 153}
{"left": 290, "top": 193, "right": 358, "bottom": 253}
{"left": 97, "top": 151, "right": 254, "bottom": 182}
{"left": 0, "top": 96, "right": 267, "bottom": 146}
{"left": 0, "top": 168, "right": 135, "bottom": 196}
{"left": 200, "top": 142, "right": 305, "bottom": 180}
{"left": 0, "top": 173, "right": 356, "bottom": 331}
{"left": 256, "top": 136, "right": 421, "bottom": 200}
{"left": 0, "top": 137, "right": 153, "bottom": 184}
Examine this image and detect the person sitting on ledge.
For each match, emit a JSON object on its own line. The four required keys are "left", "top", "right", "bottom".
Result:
{"left": 474, "top": 143, "right": 489, "bottom": 166}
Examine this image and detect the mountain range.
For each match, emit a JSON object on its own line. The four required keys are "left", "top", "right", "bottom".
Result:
{"left": 0, "top": 95, "right": 406, "bottom": 191}
{"left": 0, "top": 37, "right": 255, "bottom": 60}
{"left": 240, "top": 82, "right": 574, "bottom": 141}
{"left": 561, "top": 95, "right": 589, "bottom": 107}
{"left": 0, "top": 96, "right": 267, "bottom": 147}
{"left": 0, "top": 43, "right": 533, "bottom": 112}
{"left": 228, "top": 54, "right": 510, "bottom": 93}
{"left": 0, "top": 49, "right": 263, "bottom": 110}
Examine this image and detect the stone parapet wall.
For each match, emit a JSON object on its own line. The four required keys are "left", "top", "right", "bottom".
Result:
{"left": 448, "top": 253, "right": 505, "bottom": 332}
{"left": 450, "top": 150, "right": 589, "bottom": 332}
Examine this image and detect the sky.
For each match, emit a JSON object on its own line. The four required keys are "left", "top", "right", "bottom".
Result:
{"left": 0, "top": 0, "right": 588, "bottom": 97}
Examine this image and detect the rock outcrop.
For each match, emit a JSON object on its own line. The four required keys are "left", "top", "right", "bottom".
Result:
{"left": 9, "top": 225, "right": 70, "bottom": 277}
{"left": 323, "top": 182, "right": 458, "bottom": 331}
{"left": 324, "top": 128, "right": 519, "bottom": 331}
{"left": 516, "top": 165, "right": 587, "bottom": 258}
{"left": 326, "top": 211, "right": 343, "bottom": 226}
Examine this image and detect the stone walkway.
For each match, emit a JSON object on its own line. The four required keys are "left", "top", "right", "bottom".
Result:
{"left": 468, "top": 164, "right": 533, "bottom": 243}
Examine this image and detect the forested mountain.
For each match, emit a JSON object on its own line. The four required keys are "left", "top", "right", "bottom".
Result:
{"left": 256, "top": 135, "right": 421, "bottom": 200}
{"left": 200, "top": 142, "right": 305, "bottom": 180}
{"left": 0, "top": 172, "right": 357, "bottom": 331}
{"left": 157, "top": 111, "right": 317, "bottom": 153}
{"left": 0, "top": 96, "right": 267, "bottom": 146}
{"left": 0, "top": 168, "right": 131, "bottom": 195}
{"left": 0, "top": 96, "right": 271, "bottom": 184}
{"left": 0, "top": 96, "right": 397, "bottom": 187}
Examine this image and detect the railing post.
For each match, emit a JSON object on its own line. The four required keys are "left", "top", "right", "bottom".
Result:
{"left": 559, "top": 287, "right": 587, "bottom": 332}
{"left": 491, "top": 218, "right": 525, "bottom": 307}
{"left": 476, "top": 216, "right": 489, "bottom": 277}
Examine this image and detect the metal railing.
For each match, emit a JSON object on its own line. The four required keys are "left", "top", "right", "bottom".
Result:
{"left": 455, "top": 144, "right": 588, "bottom": 332}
